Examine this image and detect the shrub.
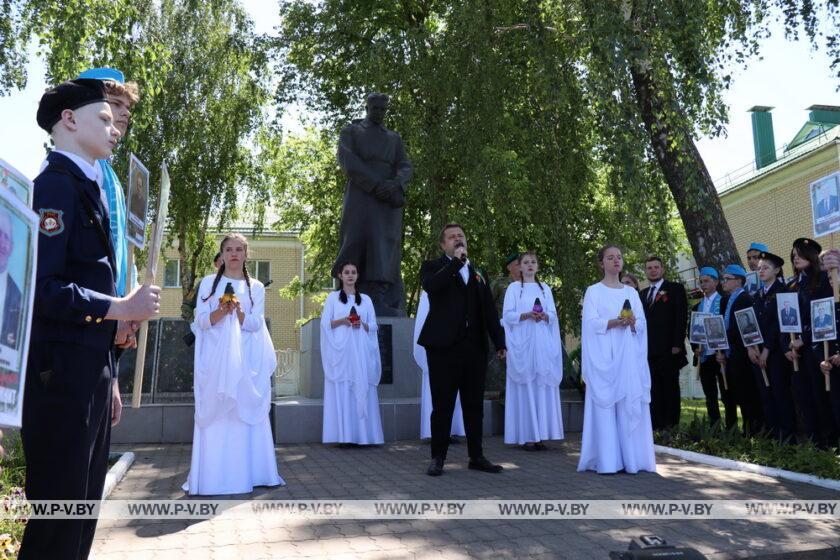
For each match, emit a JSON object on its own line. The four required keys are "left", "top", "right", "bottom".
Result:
{"left": 657, "top": 414, "right": 840, "bottom": 480}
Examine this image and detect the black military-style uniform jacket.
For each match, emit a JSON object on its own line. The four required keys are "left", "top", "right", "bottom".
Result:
{"left": 32, "top": 151, "right": 117, "bottom": 352}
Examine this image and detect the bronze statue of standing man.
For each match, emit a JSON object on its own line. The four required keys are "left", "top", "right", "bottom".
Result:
{"left": 332, "top": 93, "right": 413, "bottom": 316}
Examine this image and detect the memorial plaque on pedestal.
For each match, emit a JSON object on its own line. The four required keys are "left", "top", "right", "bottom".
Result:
{"left": 377, "top": 324, "right": 393, "bottom": 384}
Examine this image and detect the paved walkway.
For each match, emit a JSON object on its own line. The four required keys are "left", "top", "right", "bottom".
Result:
{"left": 91, "top": 436, "right": 839, "bottom": 560}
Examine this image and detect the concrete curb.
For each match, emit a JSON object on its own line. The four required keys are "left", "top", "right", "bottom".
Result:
{"left": 654, "top": 444, "right": 840, "bottom": 492}
{"left": 102, "top": 451, "right": 135, "bottom": 499}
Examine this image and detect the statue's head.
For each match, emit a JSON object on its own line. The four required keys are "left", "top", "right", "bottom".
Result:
{"left": 365, "top": 92, "right": 389, "bottom": 125}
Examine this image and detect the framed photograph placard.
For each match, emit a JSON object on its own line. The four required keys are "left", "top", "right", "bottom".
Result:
{"left": 0, "top": 186, "right": 38, "bottom": 427}
{"left": 703, "top": 315, "right": 729, "bottom": 351}
{"left": 745, "top": 271, "right": 759, "bottom": 294}
{"left": 735, "top": 307, "right": 763, "bottom": 347}
{"left": 126, "top": 154, "right": 150, "bottom": 249}
{"left": 811, "top": 297, "right": 837, "bottom": 343}
{"left": 0, "top": 158, "right": 33, "bottom": 208}
{"left": 810, "top": 171, "right": 840, "bottom": 238}
{"left": 776, "top": 292, "right": 802, "bottom": 334}
{"left": 689, "top": 312, "right": 713, "bottom": 345}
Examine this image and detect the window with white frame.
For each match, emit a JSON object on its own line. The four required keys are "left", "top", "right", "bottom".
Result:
{"left": 246, "top": 260, "right": 271, "bottom": 285}
{"left": 164, "top": 259, "right": 181, "bottom": 288}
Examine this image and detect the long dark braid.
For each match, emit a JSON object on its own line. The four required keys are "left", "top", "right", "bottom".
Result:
{"left": 201, "top": 262, "right": 226, "bottom": 303}
{"left": 242, "top": 261, "right": 254, "bottom": 307}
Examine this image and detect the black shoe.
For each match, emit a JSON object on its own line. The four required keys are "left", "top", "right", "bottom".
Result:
{"left": 520, "top": 443, "right": 538, "bottom": 452}
{"left": 534, "top": 442, "right": 547, "bottom": 451}
{"left": 468, "top": 456, "right": 503, "bottom": 473}
{"left": 449, "top": 435, "right": 461, "bottom": 444}
{"left": 427, "top": 457, "right": 444, "bottom": 476}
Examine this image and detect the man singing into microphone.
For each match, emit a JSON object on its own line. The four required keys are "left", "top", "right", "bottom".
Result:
{"left": 418, "top": 223, "right": 506, "bottom": 476}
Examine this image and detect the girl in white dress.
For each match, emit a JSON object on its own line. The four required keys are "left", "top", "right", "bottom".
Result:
{"left": 502, "top": 252, "right": 564, "bottom": 449}
{"left": 184, "top": 233, "right": 284, "bottom": 495}
{"left": 577, "top": 245, "right": 656, "bottom": 474}
{"left": 320, "top": 262, "right": 385, "bottom": 445}
{"left": 414, "top": 290, "right": 466, "bottom": 440}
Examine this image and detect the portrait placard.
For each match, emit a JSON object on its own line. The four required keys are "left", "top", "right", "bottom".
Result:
{"left": 811, "top": 297, "right": 837, "bottom": 343}
{"left": 689, "top": 312, "right": 712, "bottom": 345}
{"left": 745, "top": 271, "right": 759, "bottom": 294}
{"left": 776, "top": 292, "right": 802, "bottom": 334}
{"left": 0, "top": 158, "right": 33, "bottom": 208}
{"left": 126, "top": 154, "right": 150, "bottom": 249}
{"left": 810, "top": 171, "right": 840, "bottom": 238}
{"left": 703, "top": 315, "right": 729, "bottom": 351}
{"left": 735, "top": 307, "right": 763, "bottom": 347}
{"left": 0, "top": 186, "right": 38, "bottom": 427}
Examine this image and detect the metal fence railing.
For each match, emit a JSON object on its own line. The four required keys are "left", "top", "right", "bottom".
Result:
{"left": 274, "top": 349, "right": 300, "bottom": 398}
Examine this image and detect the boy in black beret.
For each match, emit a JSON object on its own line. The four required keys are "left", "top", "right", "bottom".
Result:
{"left": 20, "top": 79, "right": 162, "bottom": 560}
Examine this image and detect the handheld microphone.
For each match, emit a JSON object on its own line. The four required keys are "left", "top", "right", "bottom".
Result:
{"left": 264, "top": 279, "right": 273, "bottom": 288}
{"left": 455, "top": 242, "right": 467, "bottom": 263}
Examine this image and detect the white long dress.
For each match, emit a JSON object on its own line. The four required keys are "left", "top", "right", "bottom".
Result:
{"left": 414, "top": 291, "right": 465, "bottom": 439}
{"left": 577, "top": 282, "right": 656, "bottom": 474}
{"left": 183, "top": 275, "right": 284, "bottom": 495}
{"left": 320, "top": 291, "right": 385, "bottom": 444}
{"left": 502, "top": 282, "right": 565, "bottom": 444}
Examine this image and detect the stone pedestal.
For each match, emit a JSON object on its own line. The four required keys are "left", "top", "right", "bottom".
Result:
{"left": 299, "top": 316, "right": 421, "bottom": 399}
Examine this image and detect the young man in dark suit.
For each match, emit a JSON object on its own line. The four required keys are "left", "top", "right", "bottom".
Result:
{"left": 418, "top": 223, "right": 506, "bottom": 476}
{"left": 640, "top": 256, "right": 688, "bottom": 430}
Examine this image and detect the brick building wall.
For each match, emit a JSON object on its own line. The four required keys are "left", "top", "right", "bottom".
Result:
{"left": 719, "top": 138, "right": 840, "bottom": 266}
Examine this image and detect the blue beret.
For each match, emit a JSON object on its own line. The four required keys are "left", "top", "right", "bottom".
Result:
{"left": 77, "top": 67, "right": 125, "bottom": 84}
{"left": 724, "top": 264, "right": 747, "bottom": 278}
{"left": 747, "top": 242, "right": 769, "bottom": 253}
{"left": 698, "top": 267, "right": 719, "bottom": 279}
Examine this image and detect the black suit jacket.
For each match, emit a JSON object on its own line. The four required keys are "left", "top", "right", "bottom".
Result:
{"left": 641, "top": 279, "right": 688, "bottom": 368}
{"left": 32, "top": 151, "right": 117, "bottom": 350}
{"left": 1, "top": 275, "right": 21, "bottom": 349}
{"left": 780, "top": 308, "right": 797, "bottom": 326}
{"left": 417, "top": 254, "right": 505, "bottom": 353}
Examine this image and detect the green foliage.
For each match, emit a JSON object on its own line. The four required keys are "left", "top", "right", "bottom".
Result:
{"left": 273, "top": 0, "right": 684, "bottom": 330}
{"left": 262, "top": 128, "right": 344, "bottom": 295}
{"left": 0, "top": 431, "right": 27, "bottom": 557}
{"left": 0, "top": 432, "right": 25, "bottom": 491}
{"left": 14, "top": 0, "right": 272, "bottom": 309}
{"left": 542, "top": 1, "right": 838, "bottom": 268}
{"left": 658, "top": 414, "right": 840, "bottom": 480}
{"left": 0, "top": 0, "right": 28, "bottom": 95}
{"left": 3, "top": 0, "right": 837, "bottom": 320}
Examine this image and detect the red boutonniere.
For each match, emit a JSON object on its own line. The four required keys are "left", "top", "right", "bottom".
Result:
{"left": 655, "top": 290, "right": 668, "bottom": 303}
{"left": 475, "top": 273, "right": 485, "bottom": 285}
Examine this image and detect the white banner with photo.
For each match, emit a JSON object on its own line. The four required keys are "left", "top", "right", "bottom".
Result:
{"left": 0, "top": 180, "right": 38, "bottom": 427}
{"left": 810, "top": 171, "right": 840, "bottom": 238}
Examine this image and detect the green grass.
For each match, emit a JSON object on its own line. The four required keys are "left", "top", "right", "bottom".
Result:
{"left": 679, "top": 397, "right": 743, "bottom": 430}
{"left": 0, "top": 432, "right": 27, "bottom": 559}
{"left": 661, "top": 400, "right": 840, "bottom": 480}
